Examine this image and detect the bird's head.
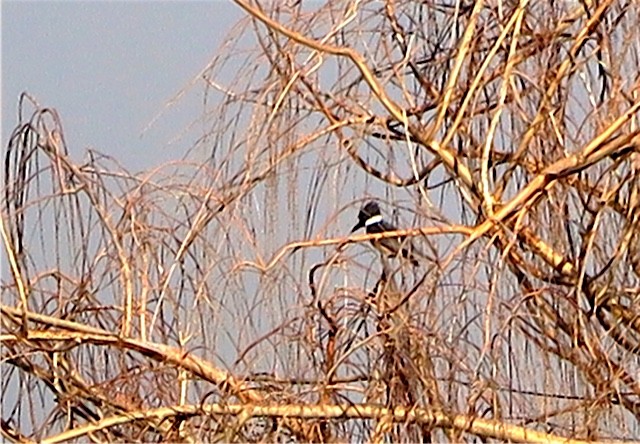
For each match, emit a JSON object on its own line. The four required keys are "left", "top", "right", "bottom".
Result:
{"left": 351, "top": 201, "right": 382, "bottom": 232}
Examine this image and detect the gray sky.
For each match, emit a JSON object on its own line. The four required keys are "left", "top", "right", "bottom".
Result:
{"left": 1, "top": 2, "right": 245, "bottom": 425}
{"left": 2, "top": 1, "right": 242, "bottom": 171}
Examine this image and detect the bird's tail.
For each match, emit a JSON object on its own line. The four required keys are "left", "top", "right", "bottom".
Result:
{"left": 400, "top": 248, "right": 420, "bottom": 267}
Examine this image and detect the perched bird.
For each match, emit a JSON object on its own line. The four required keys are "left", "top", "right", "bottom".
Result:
{"left": 351, "top": 201, "right": 419, "bottom": 266}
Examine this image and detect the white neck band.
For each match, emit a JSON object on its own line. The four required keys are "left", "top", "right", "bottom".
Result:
{"left": 365, "top": 214, "right": 383, "bottom": 226}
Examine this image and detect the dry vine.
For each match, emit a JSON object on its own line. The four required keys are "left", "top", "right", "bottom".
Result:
{"left": 2, "top": 0, "right": 640, "bottom": 442}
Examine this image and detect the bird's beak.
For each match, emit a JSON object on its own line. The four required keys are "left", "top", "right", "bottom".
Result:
{"left": 351, "top": 220, "right": 364, "bottom": 233}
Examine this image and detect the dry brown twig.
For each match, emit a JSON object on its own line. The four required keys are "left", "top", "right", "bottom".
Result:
{"left": 3, "top": 1, "right": 640, "bottom": 442}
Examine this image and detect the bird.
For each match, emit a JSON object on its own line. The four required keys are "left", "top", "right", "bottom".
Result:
{"left": 351, "top": 201, "right": 419, "bottom": 266}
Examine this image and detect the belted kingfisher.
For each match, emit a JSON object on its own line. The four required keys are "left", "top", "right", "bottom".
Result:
{"left": 351, "top": 201, "right": 419, "bottom": 266}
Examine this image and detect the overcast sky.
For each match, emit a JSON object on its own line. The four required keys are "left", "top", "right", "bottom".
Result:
{"left": 2, "top": 1, "right": 243, "bottom": 171}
